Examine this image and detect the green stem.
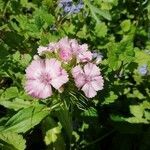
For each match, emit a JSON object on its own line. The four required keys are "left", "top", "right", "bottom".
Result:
{"left": 2, "top": 1, "right": 11, "bottom": 18}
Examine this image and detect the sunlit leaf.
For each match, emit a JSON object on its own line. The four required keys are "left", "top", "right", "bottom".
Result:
{"left": 4, "top": 105, "right": 49, "bottom": 133}
{"left": 0, "top": 131, "right": 26, "bottom": 150}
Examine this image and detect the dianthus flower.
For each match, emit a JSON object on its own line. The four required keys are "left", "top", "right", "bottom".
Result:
{"left": 72, "top": 63, "right": 104, "bottom": 98}
{"left": 25, "top": 59, "right": 68, "bottom": 99}
{"left": 58, "top": 37, "right": 93, "bottom": 62}
{"left": 58, "top": 37, "right": 73, "bottom": 61}
{"left": 37, "top": 42, "right": 58, "bottom": 55}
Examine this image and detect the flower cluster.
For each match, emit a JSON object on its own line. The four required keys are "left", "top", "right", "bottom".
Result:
{"left": 59, "top": 0, "right": 84, "bottom": 14}
{"left": 25, "top": 37, "right": 104, "bottom": 99}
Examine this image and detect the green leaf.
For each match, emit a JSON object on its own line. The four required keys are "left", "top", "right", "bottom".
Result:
{"left": 2, "top": 87, "right": 19, "bottom": 99}
{"left": 42, "top": 117, "right": 65, "bottom": 150}
{"left": 101, "top": 2, "right": 112, "bottom": 10}
{"left": 144, "top": 111, "right": 150, "bottom": 121}
{"left": 142, "top": 101, "right": 150, "bottom": 109}
{"left": 102, "top": 91, "right": 118, "bottom": 105}
{"left": 44, "top": 123, "right": 62, "bottom": 145}
{"left": 76, "top": 25, "right": 87, "bottom": 38}
{"left": 81, "top": 107, "right": 98, "bottom": 117}
{"left": 84, "top": 0, "right": 111, "bottom": 22}
{"left": 56, "top": 106, "right": 72, "bottom": 140}
{"left": 62, "top": 23, "right": 75, "bottom": 34}
{"left": 134, "top": 50, "right": 150, "bottom": 65}
{"left": 95, "top": 22, "right": 108, "bottom": 37}
{"left": 0, "top": 0, "right": 5, "bottom": 11}
{"left": 125, "top": 117, "right": 148, "bottom": 124}
{"left": 20, "top": 54, "right": 32, "bottom": 67}
{"left": 34, "top": 8, "right": 55, "bottom": 29}
{"left": 4, "top": 105, "right": 49, "bottom": 133}
{"left": 121, "top": 20, "right": 131, "bottom": 32}
{"left": 127, "top": 89, "right": 146, "bottom": 100}
{"left": 130, "top": 105, "right": 144, "bottom": 118}
{"left": 147, "top": 2, "right": 150, "bottom": 19}
{"left": 79, "top": 122, "right": 89, "bottom": 132}
{"left": 0, "top": 132, "right": 26, "bottom": 150}
{"left": 72, "top": 131, "right": 80, "bottom": 142}
{"left": 0, "top": 98, "right": 31, "bottom": 111}
{"left": 12, "top": 51, "right": 20, "bottom": 62}
{"left": 20, "top": 0, "right": 36, "bottom": 9}
{"left": 110, "top": 115, "right": 125, "bottom": 122}
{"left": 93, "top": 6, "right": 111, "bottom": 21}
{"left": 107, "top": 55, "right": 122, "bottom": 71}
{"left": 107, "top": 42, "right": 122, "bottom": 70}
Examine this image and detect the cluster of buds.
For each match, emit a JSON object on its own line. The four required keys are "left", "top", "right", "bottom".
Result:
{"left": 25, "top": 37, "right": 104, "bottom": 99}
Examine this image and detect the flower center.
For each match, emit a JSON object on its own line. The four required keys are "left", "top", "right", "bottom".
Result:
{"left": 39, "top": 72, "right": 51, "bottom": 85}
{"left": 85, "top": 75, "right": 92, "bottom": 83}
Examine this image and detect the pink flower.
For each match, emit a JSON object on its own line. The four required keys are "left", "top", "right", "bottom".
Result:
{"left": 72, "top": 43, "right": 92, "bottom": 63}
{"left": 78, "top": 44, "right": 88, "bottom": 52}
{"left": 25, "top": 59, "right": 69, "bottom": 99}
{"left": 58, "top": 37, "right": 73, "bottom": 61}
{"left": 57, "top": 37, "right": 93, "bottom": 63}
{"left": 72, "top": 63, "right": 104, "bottom": 98}
{"left": 70, "top": 39, "right": 80, "bottom": 54}
{"left": 59, "top": 49, "right": 72, "bottom": 61}
{"left": 37, "top": 42, "right": 58, "bottom": 55}
{"left": 77, "top": 51, "right": 93, "bottom": 62}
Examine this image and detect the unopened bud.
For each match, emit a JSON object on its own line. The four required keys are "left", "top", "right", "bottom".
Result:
{"left": 33, "top": 55, "right": 40, "bottom": 60}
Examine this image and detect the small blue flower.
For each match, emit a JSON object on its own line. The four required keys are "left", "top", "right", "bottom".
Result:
{"left": 77, "top": 0, "right": 84, "bottom": 9}
{"left": 59, "top": 0, "right": 84, "bottom": 14}
{"left": 64, "top": 6, "right": 72, "bottom": 13}
{"left": 93, "top": 51, "right": 103, "bottom": 59}
{"left": 92, "top": 51, "right": 103, "bottom": 64}
{"left": 59, "top": 0, "right": 72, "bottom": 8}
{"left": 138, "top": 64, "right": 148, "bottom": 75}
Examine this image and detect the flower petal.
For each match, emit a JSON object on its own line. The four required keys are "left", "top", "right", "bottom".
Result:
{"left": 59, "top": 49, "right": 72, "bottom": 61}
{"left": 45, "top": 59, "right": 61, "bottom": 78}
{"left": 51, "top": 69, "right": 69, "bottom": 89}
{"left": 79, "top": 44, "right": 88, "bottom": 52}
{"left": 77, "top": 51, "right": 93, "bottom": 62}
{"left": 82, "top": 83, "right": 97, "bottom": 98}
{"left": 58, "top": 37, "right": 71, "bottom": 51}
{"left": 74, "top": 74, "right": 85, "bottom": 88}
{"left": 70, "top": 39, "right": 79, "bottom": 53}
{"left": 25, "top": 79, "right": 52, "bottom": 99}
{"left": 25, "top": 59, "right": 45, "bottom": 80}
{"left": 72, "top": 65, "right": 83, "bottom": 78}
{"left": 91, "top": 76, "right": 104, "bottom": 91}
{"left": 84, "top": 63, "right": 100, "bottom": 77}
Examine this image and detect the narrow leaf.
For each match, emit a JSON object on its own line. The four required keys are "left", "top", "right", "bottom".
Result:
{"left": 4, "top": 105, "right": 49, "bottom": 133}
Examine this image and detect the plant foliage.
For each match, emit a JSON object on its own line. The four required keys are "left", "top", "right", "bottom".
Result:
{"left": 0, "top": 0, "right": 150, "bottom": 149}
